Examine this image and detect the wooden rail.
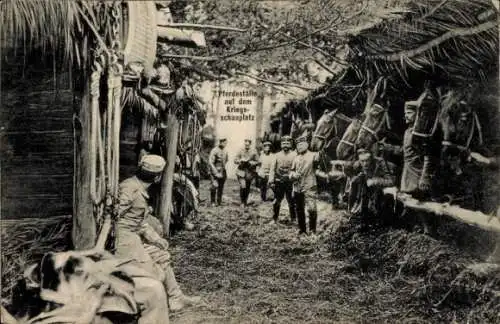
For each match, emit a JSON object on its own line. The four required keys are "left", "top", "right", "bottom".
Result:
{"left": 383, "top": 187, "right": 500, "bottom": 233}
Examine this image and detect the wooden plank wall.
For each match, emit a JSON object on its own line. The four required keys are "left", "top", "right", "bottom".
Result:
{"left": 1, "top": 70, "right": 74, "bottom": 219}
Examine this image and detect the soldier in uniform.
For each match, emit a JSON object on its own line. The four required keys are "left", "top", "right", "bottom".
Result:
{"left": 268, "top": 135, "right": 297, "bottom": 224}
{"left": 114, "top": 154, "right": 201, "bottom": 312}
{"left": 330, "top": 149, "right": 396, "bottom": 226}
{"left": 381, "top": 100, "right": 434, "bottom": 196}
{"left": 234, "top": 139, "right": 260, "bottom": 207}
{"left": 257, "top": 141, "right": 274, "bottom": 201}
{"left": 289, "top": 136, "right": 321, "bottom": 236}
{"left": 379, "top": 100, "right": 439, "bottom": 233}
{"left": 208, "top": 138, "right": 229, "bottom": 206}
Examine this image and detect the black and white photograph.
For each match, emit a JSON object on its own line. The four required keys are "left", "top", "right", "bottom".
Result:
{"left": 1, "top": 1, "right": 499, "bottom": 323}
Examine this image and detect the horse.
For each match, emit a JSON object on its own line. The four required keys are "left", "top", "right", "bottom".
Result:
{"left": 354, "top": 103, "right": 391, "bottom": 151}
{"left": 336, "top": 117, "right": 363, "bottom": 161}
{"left": 438, "top": 89, "right": 485, "bottom": 209}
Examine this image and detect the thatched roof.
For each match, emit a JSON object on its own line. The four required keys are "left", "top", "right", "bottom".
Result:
{"left": 275, "top": 0, "right": 499, "bottom": 123}
{"left": 1, "top": 0, "right": 111, "bottom": 70}
{"left": 350, "top": 0, "right": 499, "bottom": 85}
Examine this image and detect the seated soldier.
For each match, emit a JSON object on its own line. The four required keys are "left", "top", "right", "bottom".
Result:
{"left": 330, "top": 148, "right": 395, "bottom": 224}
{"left": 115, "top": 154, "right": 201, "bottom": 312}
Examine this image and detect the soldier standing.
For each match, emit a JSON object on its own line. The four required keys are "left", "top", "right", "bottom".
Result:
{"left": 268, "top": 135, "right": 297, "bottom": 224}
{"left": 257, "top": 141, "right": 274, "bottom": 201}
{"left": 289, "top": 136, "right": 321, "bottom": 236}
{"left": 208, "top": 138, "right": 229, "bottom": 206}
{"left": 234, "top": 139, "right": 260, "bottom": 207}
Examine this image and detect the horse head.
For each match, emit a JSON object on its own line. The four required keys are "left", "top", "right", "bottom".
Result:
{"left": 354, "top": 103, "right": 390, "bottom": 150}
{"left": 353, "top": 76, "right": 391, "bottom": 150}
{"left": 439, "top": 90, "right": 483, "bottom": 173}
{"left": 311, "top": 109, "right": 338, "bottom": 151}
{"left": 336, "top": 117, "right": 362, "bottom": 160}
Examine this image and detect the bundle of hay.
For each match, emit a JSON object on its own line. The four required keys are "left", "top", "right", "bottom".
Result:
{"left": 1, "top": 216, "right": 71, "bottom": 304}
{"left": 329, "top": 214, "right": 499, "bottom": 322}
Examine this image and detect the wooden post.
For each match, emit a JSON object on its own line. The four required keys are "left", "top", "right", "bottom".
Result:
{"left": 72, "top": 80, "right": 96, "bottom": 249}
{"left": 159, "top": 112, "right": 180, "bottom": 236}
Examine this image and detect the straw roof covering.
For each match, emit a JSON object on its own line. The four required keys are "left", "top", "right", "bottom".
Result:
{"left": 275, "top": 0, "right": 499, "bottom": 121}
{"left": 1, "top": 0, "right": 114, "bottom": 70}
{"left": 351, "top": 0, "right": 499, "bottom": 85}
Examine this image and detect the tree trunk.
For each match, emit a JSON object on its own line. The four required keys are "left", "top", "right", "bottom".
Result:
{"left": 73, "top": 81, "right": 96, "bottom": 249}
{"left": 159, "top": 112, "right": 180, "bottom": 237}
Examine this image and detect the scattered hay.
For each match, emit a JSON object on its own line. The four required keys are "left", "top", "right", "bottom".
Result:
{"left": 1, "top": 215, "right": 71, "bottom": 303}
{"left": 329, "top": 214, "right": 500, "bottom": 323}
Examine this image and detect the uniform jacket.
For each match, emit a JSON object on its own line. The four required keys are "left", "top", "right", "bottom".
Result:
{"left": 258, "top": 152, "right": 275, "bottom": 178}
{"left": 234, "top": 147, "right": 259, "bottom": 178}
{"left": 269, "top": 150, "right": 297, "bottom": 183}
{"left": 209, "top": 146, "right": 229, "bottom": 177}
{"left": 115, "top": 176, "right": 164, "bottom": 278}
{"left": 290, "top": 151, "right": 320, "bottom": 193}
{"left": 384, "top": 127, "right": 432, "bottom": 193}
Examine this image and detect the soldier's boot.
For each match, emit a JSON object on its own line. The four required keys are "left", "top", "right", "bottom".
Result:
{"left": 309, "top": 211, "right": 318, "bottom": 234}
{"left": 289, "top": 203, "right": 297, "bottom": 223}
{"left": 272, "top": 203, "right": 280, "bottom": 223}
{"left": 165, "top": 265, "right": 201, "bottom": 312}
{"left": 210, "top": 190, "right": 216, "bottom": 206}
{"left": 239, "top": 188, "right": 246, "bottom": 206}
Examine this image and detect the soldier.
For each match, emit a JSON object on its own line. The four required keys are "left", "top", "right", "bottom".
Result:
{"left": 257, "top": 141, "right": 274, "bottom": 201}
{"left": 289, "top": 136, "right": 321, "bottom": 236}
{"left": 330, "top": 148, "right": 395, "bottom": 225}
{"left": 268, "top": 135, "right": 297, "bottom": 224}
{"left": 380, "top": 99, "right": 440, "bottom": 233}
{"left": 208, "top": 138, "right": 229, "bottom": 206}
{"left": 234, "top": 139, "right": 260, "bottom": 207}
{"left": 381, "top": 100, "right": 435, "bottom": 196}
{"left": 114, "top": 154, "right": 201, "bottom": 312}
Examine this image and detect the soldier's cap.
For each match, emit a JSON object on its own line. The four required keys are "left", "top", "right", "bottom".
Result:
{"left": 404, "top": 100, "right": 419, "bottom": 111}
{"left": 139, "top": 154, "right": 166, "bottom": 174}
{"left": 262, "top": 141, "right": 272, "bottom": 146}
{"left": 357, "top": 148, "right": 372, "bottom": 157}
{"left": 295, "top": 135, "right": 308, "bottom": 144}
{"left": 280, "top": 135, "right": 292, "bottom": 143}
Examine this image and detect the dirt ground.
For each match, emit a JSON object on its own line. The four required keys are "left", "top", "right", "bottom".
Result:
{"left": 168, "top": 180, "right": 417, "bottom": 324}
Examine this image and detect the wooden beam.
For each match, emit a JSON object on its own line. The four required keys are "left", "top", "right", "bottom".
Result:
{"left": 159, "top": 113, "right": 180, "bottom": 237}
{"left": 383, "top": 187, "right": 500, "bottom": 233}
{"left": 235, "top": 71, "right": 317, "bottom": 91}
{"left": 157, "top": 27, "right": 206, "bottom": 48}
{"left": 368, "top": 20, "right": 498, "bottom": 61}
{"left": 72, "top": 79, "right": 96, "bottom": 250}
{"left": 158, "top": 23, "right": 247, "bottom": 33}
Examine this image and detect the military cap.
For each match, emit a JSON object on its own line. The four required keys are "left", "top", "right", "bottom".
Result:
{"left": 262, "top": 141, "right": 272, "bottom": 146}
{"left": 295, "top": 135, "right": 308, "bottom": 144}
{"left": 404, "top": 100, "right": 419, "bottom": 111}
{"left": 139, "top": 154, "right": 166, "bottom": 174}
{"left": 356, "top": 148, "right": 372, "bottom": 158}
{"left": 280, "top": 135, "right": 292, "bottom": 143}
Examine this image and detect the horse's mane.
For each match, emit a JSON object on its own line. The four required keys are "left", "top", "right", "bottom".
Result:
{"left": 439, "top": 89, "right": 467, "bottom": 120}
